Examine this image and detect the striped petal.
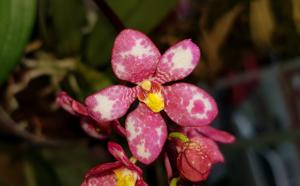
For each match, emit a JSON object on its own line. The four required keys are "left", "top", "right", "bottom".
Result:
{"left": 154, "top": 39, "right": 200, "bottom": 84}
{"left": 112, "top": 29, "right": 160, "bottom": 83}
{"left": 85, "top": 85, "right": 137, "bottom": 122}
{"left": 125, "top": 104, "right": 167, "bottom": 164}
{"left": 164, "top": 83, "right": 218, "bottom": 126}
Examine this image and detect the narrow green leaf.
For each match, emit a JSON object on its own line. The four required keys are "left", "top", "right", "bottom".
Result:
{"left": 0, "top": 0, "right": 36, "bottom": 85}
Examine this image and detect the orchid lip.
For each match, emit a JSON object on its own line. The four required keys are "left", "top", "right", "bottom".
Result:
{"left": 137, "top": 80, "right": 165, "bottom": 112}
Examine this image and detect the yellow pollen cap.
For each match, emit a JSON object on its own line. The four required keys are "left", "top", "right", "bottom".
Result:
{"left": 114, "top": 168, "right": 137, "bottom": 186}
{"left": 139, "top": 80, "right": 151, "bottom": 91}
{"left": 144, "top": 93, "right": 164, "bottom": 112}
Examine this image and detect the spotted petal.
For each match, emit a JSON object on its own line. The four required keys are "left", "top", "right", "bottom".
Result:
{"left": 125, "top": 104, "right": 167, "bottom": 164}
{"left": 164, "top": 83, "right": 218, "bottom": 126}
{"left": 112, "top": 29, "right": 161, "bottom": 83}
{"left": 85, "top": 85, "right": 137, "bottom": 122}
{"left": 154, "top": 39, "right": 200, "bottom": 84}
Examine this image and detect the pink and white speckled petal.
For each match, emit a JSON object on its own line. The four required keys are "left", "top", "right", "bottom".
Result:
{"left": 125, "top": 104, "right": 167, "bottom": 164}
{"left": 108, "top": 141, "right": 131, "bottom": 167}
{"left": 154, "top": 39, "right": 200, "bottom": 84}
{"left": 196, "top": 126, "right": 235, "bottom": 144}
{"left": 112, "top": 29, "right": 161, "bottom": 83}
{"left": 80, "top": 118, "right": 108, "bottom": 140}
{"left": 81, "top": 174, "right": 117, "bottom": 186}
{"left": 85, "top": 85, "right": 137, "bottom": 122}
{"left": 164, "top": 83, "right": 218, "bottom": 126}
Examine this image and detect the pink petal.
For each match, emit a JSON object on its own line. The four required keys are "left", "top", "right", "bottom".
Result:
{"left": 82, "top": 173, "right": 116, "bottom": 186}
{"left": 111, "top": 120, "right": 126, "bottom": 137}
{"left": 85, "top": 85, "right": 137, "bottom": 122}
{"left": 164, "top": 83, "right": 218, "bottom": 126}
{"left": 192, "top": 136, "right": 224, "bottom": 163}
{"left": 154, "top": 39, "right": 200, "bottom": 84}
{"left": 195, "top": 126, "right": 235, "bottom": 144}
{"left": 107, "top": 141, "right": 143, "bottom": 176}
{"left": 85, "top": 162, "right": 122, "bottom": 179}
{"left": 111, "top": 29, "right": 161, "bottom": 83}
{"left": 108, "top": 141, "right": 131, "bottom": 167}
{"left": 80, "top": 118, "right": 108, "bottom": 140}
{"left": 125, "top": 104, "right": 167, "bottom": 164}
{"left": 57, "top": 91, "right": 88, "bottom": 116}
{"left": 164, "top": 153, "right": 173, "bottom": 179}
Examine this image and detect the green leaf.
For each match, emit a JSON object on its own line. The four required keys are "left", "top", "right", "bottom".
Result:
{"left": 39, "top": 0, "right": 86, "bottom": 56}
{"left": 85, "top": 0, "right": 177, "bottom": 67}
{"left": 0, "top": 0, "right": 36, "bottom": 85}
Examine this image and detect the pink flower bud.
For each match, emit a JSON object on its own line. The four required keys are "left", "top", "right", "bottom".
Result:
{"left": 177, "top": 136, "right": 224, "bottom": 182}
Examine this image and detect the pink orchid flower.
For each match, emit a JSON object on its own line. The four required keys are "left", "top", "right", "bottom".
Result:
{"left": 84, "top": 29, "right": 218, "bottom": 164}
{"left": 81, "top": 141, "right": 147, "bottom": 186}
{"left": 175, "top": 126, "right": 235, "bottom": 182}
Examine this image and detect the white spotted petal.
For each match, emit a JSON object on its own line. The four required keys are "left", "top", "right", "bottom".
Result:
{"left": 85, "top": 85, "right": 137, "bottom": 123}
{"left": 154, "top": 39, "right": 200, "bottom": 84}
{"left": 112, "top": 29, "right": 161, "bottom": 84}
{"left": 163, "top": 83, "right": 218, "bottom": 126}
{"left": 125, "top": 104, "right": 167, "bottom": 164}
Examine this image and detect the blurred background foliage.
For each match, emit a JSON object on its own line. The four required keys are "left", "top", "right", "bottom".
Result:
{"left": 1, "top": 0, "right": 300, "bottom": 185}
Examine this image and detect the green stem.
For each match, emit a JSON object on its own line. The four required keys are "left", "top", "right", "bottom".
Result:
{"left": 168, "top": 132, "right": 189, "bottom": 143}
{"left": 170, "top": 177, "right": 180, "bottom": 186}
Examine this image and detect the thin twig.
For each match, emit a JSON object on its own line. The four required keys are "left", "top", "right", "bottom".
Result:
{"left": 92, "top": 0, "right": 126, "bottom": 32}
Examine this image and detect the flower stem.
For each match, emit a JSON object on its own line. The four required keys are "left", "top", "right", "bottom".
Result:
{"left": 93, "top": 0, "right": 126, "bottom": 32}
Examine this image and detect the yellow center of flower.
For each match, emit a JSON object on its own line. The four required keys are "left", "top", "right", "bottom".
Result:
{"left": 113, "top": 168, "right": 137, "bottom": 186}
{"left": 138, "top": 80, "right": 165, "bottom": 113}
{"left": 143, "top": 93, "right": 164, "bottom": 112}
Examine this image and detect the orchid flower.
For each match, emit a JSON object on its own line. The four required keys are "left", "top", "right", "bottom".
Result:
{"left": 81, "top": 141, "right": 147, "bottom": 186}
{"left": 168, "top": 126, "right": 235, "bottom": 183}
{"left": 83, "top": 29, "right": 218, "bottom": 164}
